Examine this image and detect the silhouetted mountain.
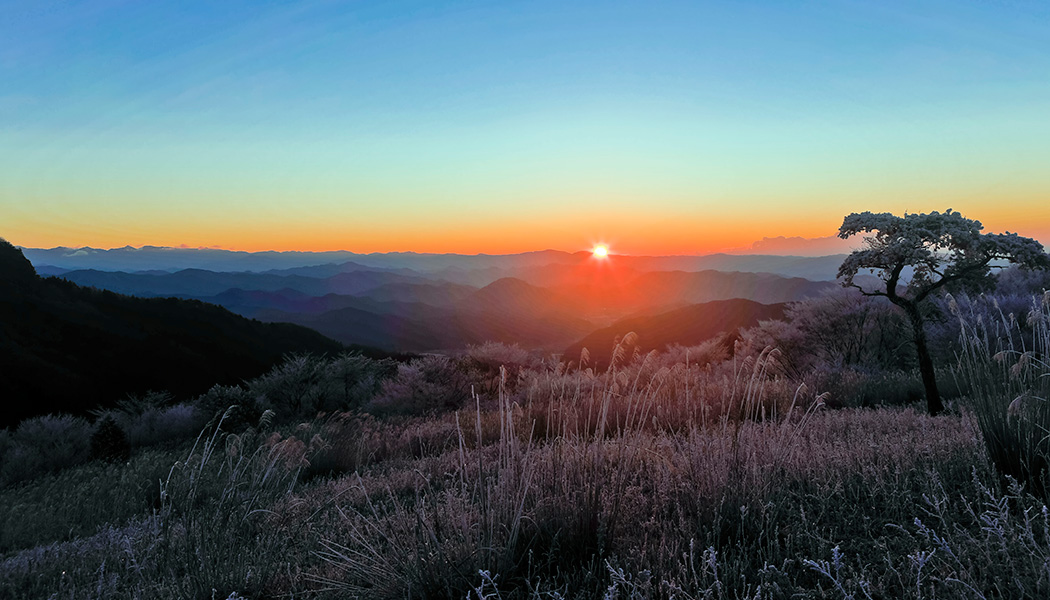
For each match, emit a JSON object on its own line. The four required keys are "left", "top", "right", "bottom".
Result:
{"left": 184, "top": 281, "right": 478, "bottom": 320}
{"left": 624, "top": 270, "right": 832, "bottom": 305}
{"left": 502, "top": 267, "right": 832, "bottom": 322}
{"left": 451, "top": 253, "right": 847, "bottom": 284}
{"left": 58, "top": 268, "right": 427, "bottom": 298}
{"left": 617, "top": 254, "right": 846, "bottom": 281}
{"left": 266, "top": 306, "right": 458, "bottom": 352}
{"left": 22, "top": 246, "right": 584, "bottom": 274}
{"left": 260, "top": 261, "right": 421, "bottom": 278}
{"left": 193, "top": 290, "right": 433, "bottom": 320}
{"left": 564, "top": 299, "right": 787, "bottom": 371}
{"left": 1, "top": 240, "right": 36, "bottom": 286}
{"left": 31, "top": 265, "right": 71, "bottom": 276}
{"left": 0, "top": 240, "right": 343, "bottom": 427}
{"left": 265, "top": 279, "right": 595, "bottom": 352}
{"left": 361, "top": 282, "right": 478, "bottom": 305}
{"left": 467, "top": 277, "right": 573, "bottom": 315}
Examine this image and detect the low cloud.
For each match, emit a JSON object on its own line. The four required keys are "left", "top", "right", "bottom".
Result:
{"left": 733, "top": 235, "right": 859, "bottom": 257}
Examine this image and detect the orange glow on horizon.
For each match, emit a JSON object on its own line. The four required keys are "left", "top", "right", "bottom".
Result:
{"left": 5, "top": 200, "right": 1048, "bottom": 256}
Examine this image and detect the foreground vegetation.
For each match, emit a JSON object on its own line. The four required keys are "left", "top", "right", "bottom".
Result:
{"left": 4, "top": 285, "right": 1050, "bottom": 599}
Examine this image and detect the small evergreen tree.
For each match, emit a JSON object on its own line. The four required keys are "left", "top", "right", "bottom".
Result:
{"left": 90, "top": 416, "right": 130, "bottom": 462}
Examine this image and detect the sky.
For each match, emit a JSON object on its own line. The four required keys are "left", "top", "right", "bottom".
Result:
{"left": 2, "top": 0, "right": 1049, "bottom": 255}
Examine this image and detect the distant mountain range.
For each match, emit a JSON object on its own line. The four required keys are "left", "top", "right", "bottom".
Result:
{"left": 56, "top": 266, "right": 430, "bottom": 298}
{"left": 49, "top": 260, "right": 833, "bottom": 352}
{"left": 21, "top": 245, "right": 848, "bottom": 281}
{"left": 0, "top": 240, "right": 345, "bottom": 427}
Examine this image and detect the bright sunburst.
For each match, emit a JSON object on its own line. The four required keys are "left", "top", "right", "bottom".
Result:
{"left": 593, "top": 245, "right": 609, "bottom": 258}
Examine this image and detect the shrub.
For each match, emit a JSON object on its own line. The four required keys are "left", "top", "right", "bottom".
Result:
{"left": 802, "top": 366, "right": 924, "bottom": 408}
{"left": 368, "top": 355, "right": 474, "bottom": 415}
{"left": 121, "top": 404, "right": 204, "bottom": 448}
{"left": 1, "top": 414, "right": 93, "bottom": 484}
{"left": 90, "top": 416, "right": 130, "bottom": 462}
{"left": 252, "top": 354, "right": 327, "bottom": 419}
{"left": 464, "top": 342, "right": 538, "bottom": 372}
{"left": 243, "top": 353, "right": 395, "bottom": 421}
{"left": 321, "top": 352, "right": 396, "bottom": 411}
{"left": 656, "top": 337, "right": 730, "bottom": 370}
{"left": 195, "top": 384, "right": 260, "bottom": 432}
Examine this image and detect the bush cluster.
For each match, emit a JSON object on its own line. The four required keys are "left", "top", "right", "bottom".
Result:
{"left": 0, "top": 415, "right": 93, "bottom": 485}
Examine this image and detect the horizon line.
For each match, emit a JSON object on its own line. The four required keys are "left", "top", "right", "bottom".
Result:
{"left": 16, "top": 242, "right": 852, "bottom": 260}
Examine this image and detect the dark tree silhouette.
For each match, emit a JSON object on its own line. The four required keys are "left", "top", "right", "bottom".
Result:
{"left": 837, "top": 209, "right": 1050, "bottom": 415}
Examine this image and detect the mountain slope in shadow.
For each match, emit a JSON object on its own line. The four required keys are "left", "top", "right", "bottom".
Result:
{"left": 262, "top": 277, "right": 596, "bottom": 352}
{"left": 563, "top": 299, "right": 787, "bottom": 371}
{"left": 0, "top": 239, "right": 343, "bottom": 427}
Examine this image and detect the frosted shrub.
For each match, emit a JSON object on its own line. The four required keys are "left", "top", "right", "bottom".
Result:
{"left": 656, "top": 337, "right": 730, "bottom": 370}
{"left": 801, "top": 366, "right": 924, "bottom": 409}
{"left": 465, "top": 342, "right": 538, "bottom": 372}
{"left": 252, "top": 354, "right": 328, "bottom": 419}
{"left": 461, "top": 342, "right": 540, "bottom": 401}
{"left": 245, "top": 353, "right": 396, "bottom": 420}
{"left": 1, "top": 414, "right": 93, "bottom": 484}
{"left": 123, "top": 404, "right": 204, "bottom": 448}
{"left": 196, "top": 384, "right": 259, "bottom": 431}
{"left": 322, "top": 352, "right": 394, "bottom": 411}
{"left": 368, "top": 355, "right": 473, "bottom": 415}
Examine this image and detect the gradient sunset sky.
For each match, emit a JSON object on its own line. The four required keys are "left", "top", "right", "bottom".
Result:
{"left": 2, "top": 1, "right": 1049, "bottom": 254}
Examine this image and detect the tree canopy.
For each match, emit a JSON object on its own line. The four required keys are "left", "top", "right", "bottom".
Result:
{"left": 838, "top": 209, "right": 1049, "bottom": 302}
{"left": 837, "top": 209, "right": 1049, "bottom": 415}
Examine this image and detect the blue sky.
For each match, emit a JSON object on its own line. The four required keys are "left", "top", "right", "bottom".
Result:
{"left": 2, "top": 0, "right": 1049, "bottom": 253}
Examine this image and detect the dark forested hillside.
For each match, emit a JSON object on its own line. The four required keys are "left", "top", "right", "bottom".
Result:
{"left": 0, "top": 240, "right": 343, "bottom": 427}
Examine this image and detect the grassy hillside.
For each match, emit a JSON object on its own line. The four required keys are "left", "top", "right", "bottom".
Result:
{"left": 2, "top": 342, "right": 1045, "bottom": 599}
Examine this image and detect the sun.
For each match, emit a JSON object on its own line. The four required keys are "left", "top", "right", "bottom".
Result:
{"left": 592, "top": 245, "right": 609, "bottom": 258}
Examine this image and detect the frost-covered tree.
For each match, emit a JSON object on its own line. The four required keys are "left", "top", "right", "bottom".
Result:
{"left": 837, "top": 209, "right": 1049, "bottom": 415}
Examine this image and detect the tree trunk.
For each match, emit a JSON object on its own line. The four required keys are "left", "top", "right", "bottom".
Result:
{"left": 903, "top": 302, "right": 943, "bottom": 416}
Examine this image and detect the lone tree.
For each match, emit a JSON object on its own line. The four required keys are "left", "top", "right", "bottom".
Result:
{"left": 837, "top": 209, "right": 1049, "bottom": 415}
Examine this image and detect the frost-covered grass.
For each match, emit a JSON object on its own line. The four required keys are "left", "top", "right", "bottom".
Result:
{"left": 6, "top": 302, "right": 1050, "bottom": 599}
{"left": 3, "top": 392, "right": 1033, "bottom": 599}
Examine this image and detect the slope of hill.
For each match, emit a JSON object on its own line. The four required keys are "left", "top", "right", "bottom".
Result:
{"left": 563, "top": 299, "right": 787, "bottom": 371}
{"left": 515, "top": 267, "right": 832, "bottom": 322}
{"left": 184, "top": 284, "right": 476, "bottom": 320}
{"left": 266, "top": 278, "right": 596, "bottom": 352}
{"left": 0, "top": 240, "right": 344, "bottom": 427}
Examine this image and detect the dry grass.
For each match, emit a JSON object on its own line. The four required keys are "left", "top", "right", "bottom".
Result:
{"left": 955, "top": 292, "right": 1050, "bottom": 498}
{"left": 9, "top": 321, "right": 1050, "bottom": 598}
{"left": 304, "top": 371, "right": 982, "bottom": 599}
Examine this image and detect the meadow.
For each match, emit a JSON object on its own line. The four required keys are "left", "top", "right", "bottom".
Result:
{"left": 3, "top": 289, "right": 1050, "bottom": 599}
